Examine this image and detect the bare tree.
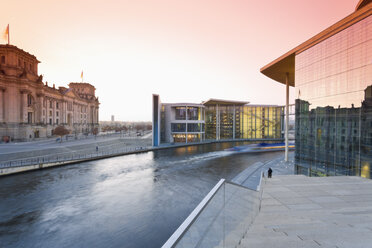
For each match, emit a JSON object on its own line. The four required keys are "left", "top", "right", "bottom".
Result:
{"left": 53, "top": 125, "right": 70, "bottom": 142}
{"left": 92, "top": 127, "right": 99, "bottom": 139}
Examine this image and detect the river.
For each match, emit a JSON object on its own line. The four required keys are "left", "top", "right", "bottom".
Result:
{"left": 0, "top": 142, "right": 283, "bottom": 248}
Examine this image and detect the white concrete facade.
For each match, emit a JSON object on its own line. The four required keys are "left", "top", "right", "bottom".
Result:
{"left": 161, "top": 103, "right": 205, "bottom": 144}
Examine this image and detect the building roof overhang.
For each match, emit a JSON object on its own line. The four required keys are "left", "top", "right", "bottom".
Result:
{"left": 165, "top": 103, "right": 205, "bottom": 108}
{"left": 202, "top": 98, "right": 249, "bottom": 106}
{"left": 260, "top": 1, "right": 372, "bottom": 87}
{"left": 356, "top": 0, "right": 372, "bottom": 11}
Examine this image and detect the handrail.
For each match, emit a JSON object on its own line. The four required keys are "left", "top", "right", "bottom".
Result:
{"left": 162, "top": 170, "right": 266, "bottom": 248}
{"left": 257, "top": 170, "right": 264, "bottom": 191}
{"left": 0, "top": 145, "right": 151, "bottom": 169}
{"left": 162, "top": 179, "right": 225, "bottom": 248}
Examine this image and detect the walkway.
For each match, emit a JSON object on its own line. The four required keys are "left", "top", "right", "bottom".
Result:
{"left": 239, "top": 175, "right": 372, "bottom": 248}
{"left": 231, "top": 152, "right": 294, "bottom": 189}
{"left": 0, "top": 136, "right": 151, "bottom": 163}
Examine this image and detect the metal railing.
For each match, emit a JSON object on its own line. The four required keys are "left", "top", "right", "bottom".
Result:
{"left": 0, "top": 145, "right": 151, "bottom": 169}
{"left": 162, "top": 173, "right": 265, "bottom": 248}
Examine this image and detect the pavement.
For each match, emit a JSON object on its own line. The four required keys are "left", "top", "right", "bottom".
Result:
{"left": 239, "top": 175, "right": 372, "bottom": 248}
{"left": 0, "top": 132, "right": 152, "bottom": 162}
{"left": 231, "top": 151, "right": 294, "bottom": 190}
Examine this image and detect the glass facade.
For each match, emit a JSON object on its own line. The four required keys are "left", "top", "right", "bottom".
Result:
{"left": 187, "top": 123, "right": 203, "bottom": 132}
{"left": 240, "top": 106, "right": 282, "bottom": 139}
{"left": 295, "top": 15, "right": 372, "bottom": 178}
{"left": 171, "top": 123, "right": 186, "bottom": 132}
{"left": 175, "top": 107, "right": 186, "bottom": 120}
{"left": 205, "top": 106, "right": 216, "bottom": 139}
{"left": 172, "top": 133, "right": 202, "bottom": 143}
{"left": 204, "top": 105, "right": 283, "bottom": 140}
{"left": 187, "top": 107, "right": 200, "bottom": 120}
{"left": 156, "top": 101, "right": 284, "bottom": 145}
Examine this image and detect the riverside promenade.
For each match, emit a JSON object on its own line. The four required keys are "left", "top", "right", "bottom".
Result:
{"left": 0, "top": 137, "right": 284, "bottom": 176}
{"left": 0, "top": 133, "right": 152, "bottom": 176}
{"left": 239, "top": 175, "right": 372, "bottom": 248}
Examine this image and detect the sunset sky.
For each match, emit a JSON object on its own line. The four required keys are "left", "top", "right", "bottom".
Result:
{"left": 1, "top": 0, "right": 356, "bottom": 121}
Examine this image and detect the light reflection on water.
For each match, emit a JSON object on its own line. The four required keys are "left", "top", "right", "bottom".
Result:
{"left": 0, "top": 142, "right": 282, "bottom": 248}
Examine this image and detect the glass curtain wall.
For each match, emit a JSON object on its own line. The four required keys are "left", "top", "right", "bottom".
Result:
{"left": 187, "top": 107, "right": 199, "bottom": 120}
{"left": 175, "top": 107, "right": 186, "bottom": 120}
{"left": 295, "top": 15, "right": 372, "bottom": 178}
{"left": 239, "top": 106, "right": 282, "bottom": 139}
{"left": 205, "top": 106, "right": 216, "bottom": 139}
{"left": 205, "top": 105, "right": 283, "bottom": 140}
{"left": 220, "top": 106, "right": 234, "bottom": 139}
{"left": 235, "top": 106, "right": 242, "bottom": 139}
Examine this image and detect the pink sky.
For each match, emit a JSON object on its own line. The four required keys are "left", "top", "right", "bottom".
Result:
{"left": 1, "top": 0, "right": 356, "bottom": 121}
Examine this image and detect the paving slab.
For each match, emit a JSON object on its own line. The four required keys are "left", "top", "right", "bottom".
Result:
{"left": 239, "top": 175, "right": 372, "bottom": 248}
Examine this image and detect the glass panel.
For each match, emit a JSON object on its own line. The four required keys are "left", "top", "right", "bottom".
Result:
{"left": 175, "top": 107, "right": 186, "bottom": 120}
{"left": 174, "top": 182, "right": 262, "bottom": 248}
{"left": 187, "top": 107, "right": 200, "bottom": 120}
{"left": 171, "top": 123, "right": 186, "bottom": 132}
{"left": 187, "top": 123, "right": 201, "bottom": 132}
{"left": 205, "top": 106, "right": 216, "bottom": 139}
{"left": 295, "top": 15, "right": 372, "bottom": 178}
{"left": 220, "top": 106, "right": 233, "bottom": 139}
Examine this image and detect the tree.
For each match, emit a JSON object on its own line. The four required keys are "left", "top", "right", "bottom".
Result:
{"left": 53, "top": 125, "right": 70, "bottom": 142}
{"left": 92, "top": 127, "right": 99, "bottom": 139}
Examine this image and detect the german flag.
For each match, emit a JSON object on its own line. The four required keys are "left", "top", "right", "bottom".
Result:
{"left": 3, "top": 24, "right": 9, "bottom": 44}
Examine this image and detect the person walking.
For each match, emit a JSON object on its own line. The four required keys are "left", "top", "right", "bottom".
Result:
{"left": 268, "top": 168, "right": 273, "bottom": 178}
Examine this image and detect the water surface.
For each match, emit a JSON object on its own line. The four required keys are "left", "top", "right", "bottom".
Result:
{"left": 0, "top": 142, "right": 282, "bottom": 248}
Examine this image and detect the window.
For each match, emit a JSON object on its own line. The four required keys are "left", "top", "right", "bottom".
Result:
{"left": 187, "top": 123, "right": 201, "bottom": 132}
{"left": 1, "top": 56, "right": 5, "bottom": 64}
{"left": 56, "top": 102, "right": 59, "bottom": 109}
{"left": 67, "top": 102, "right": 72, "bottom": 111}
{"left": 27, "top": 94, "right": 32, "bottom": 106}
{"left": 29, "top": 64, "right": 32, "bottom": 70}
{"left": 27, "top": 112, "right": 33, "bottom": 124}
{"left": 175, "top": 107, "right": 186, "bottom": 120}
{"left": 49, "top": 118, "right": 52, "bottom": 125}
{"left": 171, "top": 123, "right": 186, "bottom": 132}
{"left": 43, "top": 110, "right": 45, "bottom": 116}
{"left": 24, "top": 61, "right": 26, "bottom": 68}
{"left": 56, "top": 119, "right": 59, "bottom": 125}
{"left": 56, "top": 111, "right": 59, "bottom": 117}
{"left": 187, "top": 107, "right": 200, "bottom": 120}
{"left": 18, "top": 59, "right": 21, "bottom": 66}
{"left": 50, "top": 101, "right": 53, "bottom": 108}
{"left": 49, "top": 110, "right": 52, "bottom": 116}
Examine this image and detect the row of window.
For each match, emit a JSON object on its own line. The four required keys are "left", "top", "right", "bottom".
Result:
{"left": 0, "top": 55, "right": 35, "bottom": 73}
{"left": 171, "top": 123, "right": 205, "bottom": 132}
{"left": 18, "top": 58, "right": 34, "bottom": 72}
{"left": 41, "top": 109, "right": 88, "bottom": 119}
{"left": 175, "top": 107, "right": 203, "bottom": 120}
{"left": 41, "top": 99, "right": 88, "bottom": 113}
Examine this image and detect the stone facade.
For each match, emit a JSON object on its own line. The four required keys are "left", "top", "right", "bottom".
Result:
{"left": 0, "top": 44, "right": 99, "bottom": 141}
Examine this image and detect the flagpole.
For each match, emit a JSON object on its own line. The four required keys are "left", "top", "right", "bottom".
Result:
{"left": 7, "top": 24, "right": 9, "bottom": 45}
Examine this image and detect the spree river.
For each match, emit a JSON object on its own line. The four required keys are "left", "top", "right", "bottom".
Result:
{"left": 0, "top": 142, "right": 282, "bottom": 248}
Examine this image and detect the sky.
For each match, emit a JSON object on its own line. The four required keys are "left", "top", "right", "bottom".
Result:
{"left": 1, "top": 0, "right": 357, "bottom": 121}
